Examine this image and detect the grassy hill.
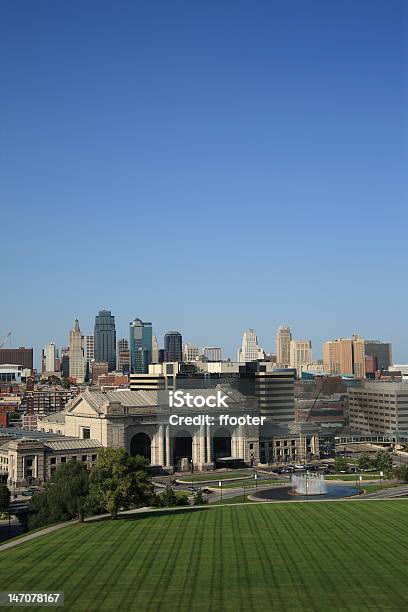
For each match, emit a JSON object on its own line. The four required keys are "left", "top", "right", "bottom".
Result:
{"left": 1, "top": 501, "right": 408, "bottom": 611}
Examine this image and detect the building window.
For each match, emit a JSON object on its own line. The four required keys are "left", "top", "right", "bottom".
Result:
{"left": 81, "top": 427, "right": 91, "bottom": 439}
{"left": 60, "top": 457, "right": 66, "bottom": 463}
{"left": 50, "top": 457, "right": 56, "bottom": 465}
{"left": 91, "top": 454, "right": 97, "bottom": 461}
{"left": 82, "top": 455, "right": 87, "bottom": 462}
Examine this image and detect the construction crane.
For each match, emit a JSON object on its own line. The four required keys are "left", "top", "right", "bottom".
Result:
{"left": 0, "top": 332, "right": 12, "bottom": 349}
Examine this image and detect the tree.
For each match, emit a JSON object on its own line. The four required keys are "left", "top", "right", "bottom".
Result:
{"left": 152, "top": 485, "right": 189, "bottom": 508}
{"left": 334, "top": 456, "right": 348, "bottom": 472}
{"left": 0, "top": 484, "right": 10, "bottom": 515}
{"left": 358, "top": 454, "right": 373, "bottom": 471}
{"left": 90, "top": 449, "right": 153, "bottom": 519}
{"left": 193, "top": 489, "right": 207, "bottom": 506}
{"left": 61, "top": 378, "right": 71, "bottom": 389}
{"left": 49, "top": 461, "right": 89, "bottom": 522}
{"left": 373, "top": 450, "right": 392, "bottom": 473}
{"left": 28, "top": 461, "right": 90, "bottom": 529}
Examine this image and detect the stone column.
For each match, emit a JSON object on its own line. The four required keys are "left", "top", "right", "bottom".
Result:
{"left": 199, "top": 424, "right": 206, "bottom": 469}
{"left": 165, "top": 425, "right": 171, "bottom": 467}
{"left": 158, "top": 425, "right": 164, "bottom": 466}
{"left": 151, "top": 430, "right": 158, "bottom": 465}
{"left": 206, "top": 423, "right": 212, "bottom": 464}
{"left": 192, "top": 430, "right": 199, "bottom": 468}
{"left": 239, "top": 425, "right": 245, "bottom": 461}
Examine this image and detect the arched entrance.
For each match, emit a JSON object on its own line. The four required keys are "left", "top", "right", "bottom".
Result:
{"left": 173, "top": 430, "right": 192, "bottom": 470}
{"left": 130, "top": 432, "right": 151, "bottom": 461}
{"left": 213, "top": 427, "right": 231, "bottom": 459}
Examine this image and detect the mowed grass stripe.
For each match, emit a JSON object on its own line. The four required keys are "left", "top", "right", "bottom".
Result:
{"left": 281, "top": 505, "right": 347, "bottom": 611}
{"left": 299, "top": 504, "right": 379, "bottom": 610}
{"left": 309, "top": 502, "right": 408, "bottom": 609}
{"left": 238, "top": 505, "right": 279, "bottom": 609}
{"left": 175, "top": 509, "right": 211, "bottom": 612}
{"left": 1, "top": 503, "right": 408, "bottom": 611}
{"left": 115, "top": 514, "right": 177, "bottom": 612}
{"left": 142, "top": 509, "right": 197, "bottom": 611}
{"left": 265, "top": 507, "right": 321, "bottom": 611}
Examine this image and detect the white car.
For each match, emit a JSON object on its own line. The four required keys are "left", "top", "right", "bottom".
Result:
{"left": 294, "top": 464, "right": 305, "bottom": 469}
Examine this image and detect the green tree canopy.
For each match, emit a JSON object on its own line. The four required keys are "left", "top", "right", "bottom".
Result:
{"left": 334, "top": 456, "right": 348, "bottom": 472}
{"left": 89, "top": 449, "right": 153, "bottom": 519}
{"left": 358, "top": 454, "right": 373, "bottom": 471}
{"left": 48, "top": 460, "right": 90, "bottom": 522}
{"left": 373, "top": 450, "right": 392, "bottom": 473}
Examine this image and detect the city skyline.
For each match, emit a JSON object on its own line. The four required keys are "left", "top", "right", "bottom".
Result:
{"left": 1, "top": 310, "right": 400, "bottom": 370}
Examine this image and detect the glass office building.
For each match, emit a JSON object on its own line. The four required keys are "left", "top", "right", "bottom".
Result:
{"left": 130, "top": 318, "right": 152, "bottom": 373}
{"left": 94, "top": 310, "right": 116, "bottom": 372}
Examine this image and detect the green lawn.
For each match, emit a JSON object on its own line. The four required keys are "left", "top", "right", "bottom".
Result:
{"left": 1, "top": 502, "right": 408, "bottom": 611}
{"left": 209, "top": 479, "right": 285, "bottom": 489}
{"left": 178, "top": 469, "right": 255, "bottom": 482}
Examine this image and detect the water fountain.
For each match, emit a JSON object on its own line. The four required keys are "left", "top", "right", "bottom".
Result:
{"left": 291, "top": 472, "right": 328, "bottom": 495}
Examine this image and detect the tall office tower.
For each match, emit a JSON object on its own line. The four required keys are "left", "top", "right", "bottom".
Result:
{"left": 238, "top": 329, "right": 265, "bottom": 362}
{"left": 323, "top": 334, "right": 366, "bottom": 378}
{"left": 129, "top": 318, "right": 152, "bottom": 373}
{"left": 69, "top": 319, "right": 85, "bottom": 383}
{"left": 116, "top": 338, "right": 129, "bottom": 371}
{"left": 276, "top": 325, "right": 292, "bottom": 366}
{"left": 364, "top": 341, "right": 392, "bottom": 371}
{"left": 44, "top": 342, "right": 57, "bottom": 373}
{"left": 289, "top": 340, "right": 312, "bottom": 372}
{"left": 164, "top": 331, "right": 183, "bottom": 362}
{"left": 203, "top": 347, "right": 222, "bottom": 362}
{"left": 85, "top": 335, "right": 94, "bottom": 365}
{"left": 61, "top": 347, "right": 70, "bottom": 378}
{"left": 183, "top": 343, "right": 199, "bottom": 362}
{"left": 94, "top": 310, "right": 116, "bottom": 371}
{"left": 151, "top": 335, "right": 159, "bottom": 364}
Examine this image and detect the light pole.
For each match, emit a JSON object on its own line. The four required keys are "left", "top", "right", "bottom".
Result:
{"left": 219, "top": 480, "right": 222, "bottom": 502}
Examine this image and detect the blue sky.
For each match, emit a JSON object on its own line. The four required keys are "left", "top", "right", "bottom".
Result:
{"left": 1, "top": 0, "right": 406, "bottom": 367}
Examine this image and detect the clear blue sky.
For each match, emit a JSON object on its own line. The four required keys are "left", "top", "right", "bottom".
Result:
{"left": 1, "top": 0, "right": 406, "bottom": 367}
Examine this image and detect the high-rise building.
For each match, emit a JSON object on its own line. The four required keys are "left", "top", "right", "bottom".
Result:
{"left": 323, "top": 335, "right": 365, "bottom": 378}
{"left": 203, "top": 347, "right": 222, "bottom": 362}
{"left": 117, "top": 338, "right": 130, "bottom": 371}
{"left": 94, "top": 310, "right": 116, "bottom": 371}
{"left": 44, "top": 342, "right": 57, "bottom": 373}
{"left": 61, "top": 347, "right": 70, "bottom": 378}
{"left": 364, "top": 341, "right": 392, "bottom": 372}
{"left": 276, "top": 325, "right": 292, "bottom": 366}
{"left": 129, "top": 319, "right": 152, "bottom": 373}
{"left": 183, "top": 343, "right": 199, "bottom": 362}
{"left": 164, "top": 331, "right": 183, "bottom": 362}
{"left": 152, "top": 335, "right": 159, "bottom": 364}
{"left": 69, "top": 319, "right": 85, "bottom": 383}
{"left": 85, "top": 335, "right": 94, "bottom": 365}
{"left": 0, "top": 348, "right": 33, "bottom": 371}
{"left": 238, "top": 329, "right": 265, "bottom": 362}
{"left": 289, "top": 340, "right": 312, "bottom": 373}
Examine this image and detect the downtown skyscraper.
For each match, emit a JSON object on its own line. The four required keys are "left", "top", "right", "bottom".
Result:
{"left": 69, "top": 319, "right": 85, "bottom": 383}
{"left": 129, "top": 318, "right": 152, "bottom": 373}
{"left": 276, "top": 325, "right": 292, "bottom": 366}
{"left": 94, "top": 310, "right": 116, "bottom": 371}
